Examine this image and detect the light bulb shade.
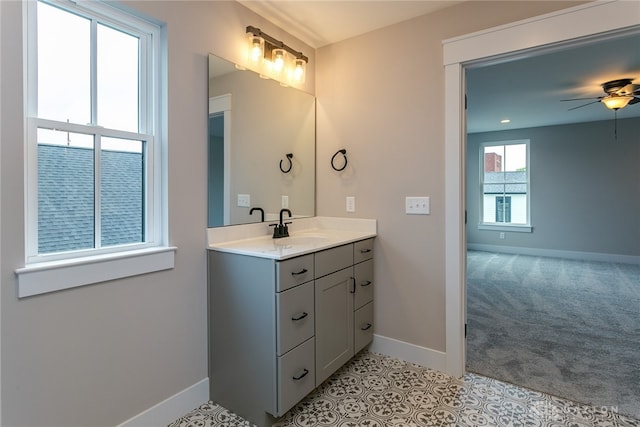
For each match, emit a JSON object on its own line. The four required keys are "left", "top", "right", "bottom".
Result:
{"left": 292, "top": 58, "right": 306, "bottom": 84}
{"left": 602, "top": 95, "right": 633, "bottom": 110}
{"left": 272, "top": 48, "right": 286, "bottom": 74}
{"left": 247, "top": 33, "right": 264, "bottom": 64}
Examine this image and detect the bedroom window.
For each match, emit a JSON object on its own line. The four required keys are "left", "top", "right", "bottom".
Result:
{"left": 18, "top": 0, "right": 173, "bottom": 297}
{"left": 479, "top": 140, "right": 531, "bottom": 231}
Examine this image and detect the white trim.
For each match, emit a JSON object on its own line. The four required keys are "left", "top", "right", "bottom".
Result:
{"left": 444, "top": 62, "right": 466, "bottom": 378}
{"left": 24, "top": 0, "right": 165, "bottom": 265}
{"left": 468, "top": 243, "right": 640, "bottom": 265}
{"left": 443, "top": 1, "right": 640, "bottom": 66}
{"left": 369, "top": 334, "right": 447, "bottom": 373}
{"left": 443, "top": 0, "right": 640, "bottom": 378}
{"left": 209, "top": 94, "right": 232, "bottom": 226}
{"left": 116, "top": 378, "right": 209, "bottom": 427}
{"left": 477, "top": 224, "right": 532, "bottom": 233}
{"left": 16, "top": 246, "right": 176, "bottom": 298}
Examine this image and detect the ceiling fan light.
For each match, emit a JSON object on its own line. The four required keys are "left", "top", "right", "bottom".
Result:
{"left": 602, "top": 95, "right": 633, "bottom": 110}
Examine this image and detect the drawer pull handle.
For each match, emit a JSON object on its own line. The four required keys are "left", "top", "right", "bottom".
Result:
{"left": 292, "top": 368, "right": 309, "bottom": 381}
{"left": 360, "top": 248, "right": 372, "bottom": 254}
{"left": 291, "top": 312, "right": 308, "bottom": 321}
{"left": 361, "top": 323, "right": 372, "bottom": 331}
{"left": 291, "top": 268, "right": 308, "bottom": 276}
{"left": 360, "top": 280, "right": 372, "bottom": 287}
{"left": 350, "top": 277, "right": 356, "bottom": 294}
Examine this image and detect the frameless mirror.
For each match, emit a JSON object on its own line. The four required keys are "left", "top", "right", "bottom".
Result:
{"left": 208, "top": 54, "right": 316, "bottom": 227}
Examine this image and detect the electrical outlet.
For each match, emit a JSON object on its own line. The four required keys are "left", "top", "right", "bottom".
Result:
{"left": 281, "top": 195, "right": 289, "bottom": 209}
{"left": 499, "top": 232, "right": 505, "bottom": 239}
{"left": 346, "top": 196, "right": 355, "bottom": 212}
{"left": 237, "top": 194, "right": 250, "bottom": 207}
{"left": 405, "top": 196, "right": 430, "bottom": 214}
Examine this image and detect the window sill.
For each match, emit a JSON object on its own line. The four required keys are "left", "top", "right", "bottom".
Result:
{"left": 15, "top": 246, "right": 177, "bottom": 298}
{"left": 478, "top": 224, "right": 532, "bottom": 233}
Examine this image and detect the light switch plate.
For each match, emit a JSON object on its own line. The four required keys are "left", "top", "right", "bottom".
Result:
{"left": 406, "top": 196, "right": 430, "bottom": 214}
{"left": 237, "top": 194, "right": 250, "bottom": 207}
{"left": 281, "top": 195, "right": 289, "bottom": 209}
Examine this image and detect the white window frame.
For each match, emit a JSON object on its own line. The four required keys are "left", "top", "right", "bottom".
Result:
{"left": 478, "top": 139, "right": 532, "bottom": 233}
{"left": 16, "top": 0, "right": 174, "bottom": 298}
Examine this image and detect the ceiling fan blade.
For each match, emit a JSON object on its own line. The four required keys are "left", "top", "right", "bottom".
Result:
{"left": 629, "top": 97, "right": 640, "bottom": 105}
{"left": 567, "top": 100, "right": 600, "bottom": 111}
{"left": 561, "top": 97, "right": 601, "bottom": 101}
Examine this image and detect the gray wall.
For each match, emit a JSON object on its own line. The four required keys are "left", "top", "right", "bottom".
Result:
{"left": 467, "top": 117, "right": 640, "bottom": 256}
{"left": 314, "top": 1, "right": 585, "bottom": 351}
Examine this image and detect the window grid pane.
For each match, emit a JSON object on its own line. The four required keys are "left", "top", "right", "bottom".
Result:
{"left": 97, "top": 24, "right": 140, "bottom": 132}
{"left": 37, "top": 128, "right": 95, "bottom": 254}
{"left": 100, "top": 138, "right": 144, "bottom": 247}
{"left": 37, "top": 1, "right": 91, "bottom": 125}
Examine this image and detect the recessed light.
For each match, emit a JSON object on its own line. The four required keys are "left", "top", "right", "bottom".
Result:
{"left": 500, "top": 119, "right": 511, "bottom": 124}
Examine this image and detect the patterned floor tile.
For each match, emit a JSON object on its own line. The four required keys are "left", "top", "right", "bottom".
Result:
{"left": 168, "top": 351, "right": 640, "bottom": 427}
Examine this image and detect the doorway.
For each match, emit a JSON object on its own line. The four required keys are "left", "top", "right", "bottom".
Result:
{"left": 442, "top": 0, "right": 640, "bottom": 379}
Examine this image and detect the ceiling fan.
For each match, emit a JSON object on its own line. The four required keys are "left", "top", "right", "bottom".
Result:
{"left": 563, "top": 78, "right": 640, "bottom": 111}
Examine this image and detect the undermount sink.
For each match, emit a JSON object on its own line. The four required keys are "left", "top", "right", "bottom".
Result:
{"left": 274, "top": 234, "right": 330, "bottom": 246}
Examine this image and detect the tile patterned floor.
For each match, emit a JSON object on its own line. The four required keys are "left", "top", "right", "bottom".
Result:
{"left": 169, "top": 351, "right": 640, "bottom": 427}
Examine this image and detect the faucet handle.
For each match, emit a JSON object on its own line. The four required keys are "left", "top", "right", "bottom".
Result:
{"left": 269, "top": 223, "right": 280, "bottom": 238}
{"left": 281, "top": 222, "right": 291, "bottom": 237}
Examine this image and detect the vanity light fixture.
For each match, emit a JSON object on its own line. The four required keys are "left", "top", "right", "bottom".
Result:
{"left": 246, "top": 25, "right": 308, "bottom": 84}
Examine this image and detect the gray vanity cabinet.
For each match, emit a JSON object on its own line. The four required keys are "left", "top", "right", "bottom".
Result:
{"left": 208, "top": 237, "right": 374, "bottom": 427}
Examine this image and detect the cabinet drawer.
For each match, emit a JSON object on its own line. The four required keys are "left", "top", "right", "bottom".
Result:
{"left": 354, "top": 301, "right": 374, "bottom": 354}
{"left": 354, "top": 259, "right": 373, "bottom": 310}
{"left": 276, "top": 282, "right": 315, "bottom": 356}
{"left": 277, "top": 337, "right": 315, "bottom": 417}
{"left": 354, "top": 239, "right": 374, "bottom": 264}
{"left": 315, "top": 244, "right": 353, "bottom": 278}
{"left": 276, "top": 254, "right": 314, "bottom": 292}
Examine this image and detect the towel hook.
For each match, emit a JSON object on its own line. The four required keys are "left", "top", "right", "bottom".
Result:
{"left": 331, "top": 149, "right": 347, "bottom": 171}
{"left": 279, "top": 153, "right": 293, "bottom": 173}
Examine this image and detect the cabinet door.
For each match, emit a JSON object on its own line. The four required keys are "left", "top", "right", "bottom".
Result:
{"left": 354, "top": 259, "right": 373, "bottom": 310}
{"left": 315, "top": 267, "right": 354, "bottom": 385}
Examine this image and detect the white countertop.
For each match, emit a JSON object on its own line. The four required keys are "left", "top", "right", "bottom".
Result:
{"left": 206, "top": 217, "right": 376, "bottom": 260}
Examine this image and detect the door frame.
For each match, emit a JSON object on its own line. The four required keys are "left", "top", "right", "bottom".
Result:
{"left": 442, "top": 0, "right": 640, "bottom": 377}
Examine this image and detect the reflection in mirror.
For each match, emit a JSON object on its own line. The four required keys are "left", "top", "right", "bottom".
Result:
{"left": 208, "top": 54, "right": 316, "bottom": 227}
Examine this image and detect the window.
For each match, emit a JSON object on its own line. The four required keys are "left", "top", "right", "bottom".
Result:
{"left": 18, "top": 0, "right": 172, "bottom": 297}
{"left": 479, "top": 141, "right": 530, "bottom": 230}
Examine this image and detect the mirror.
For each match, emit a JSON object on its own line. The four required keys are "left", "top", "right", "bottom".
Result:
{"left": 208, "top": 54, "right": 316, "bottom": 227}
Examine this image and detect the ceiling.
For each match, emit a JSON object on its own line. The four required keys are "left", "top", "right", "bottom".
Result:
{"left": 239, "top": 1, "right": 640, "bottom": 133}
{"left": 238, "top": 1, "right": 461, "bottom": 48}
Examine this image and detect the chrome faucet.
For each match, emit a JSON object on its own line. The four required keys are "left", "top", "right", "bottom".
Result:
{"left": 270, "top": 208, "right": 292, "bottom": 238}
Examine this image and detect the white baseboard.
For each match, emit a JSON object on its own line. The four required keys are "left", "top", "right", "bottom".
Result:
{"left": 369, "top": 334, "right": 447, "bottom": 373}
{"left": 467, "top": 243, "right": 640, "bottom": 265}
{"left": 117, "top": 378, "right": 209, "bottom": 427}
